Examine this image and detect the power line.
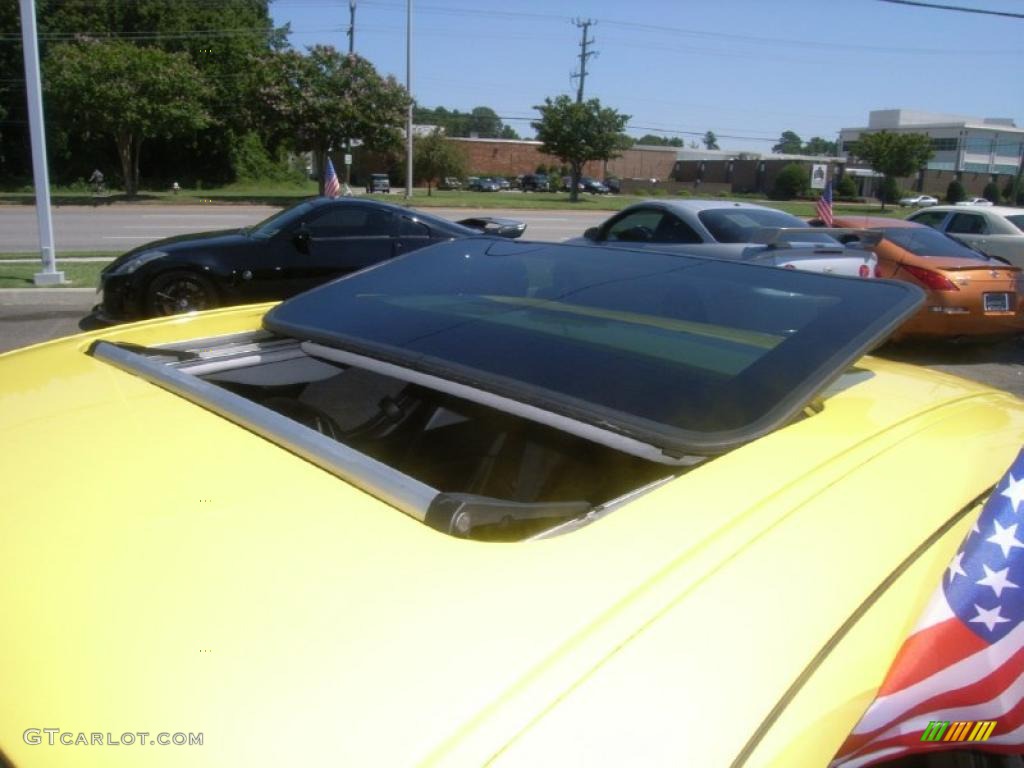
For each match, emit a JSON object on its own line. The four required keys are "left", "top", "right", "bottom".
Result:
{"left": 875, "top": 0, "right": 1024, "bottom": 18}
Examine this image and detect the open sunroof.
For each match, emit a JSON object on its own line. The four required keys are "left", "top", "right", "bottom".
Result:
{"left": 264, "top": 238, "right": 923, "bottom": 457}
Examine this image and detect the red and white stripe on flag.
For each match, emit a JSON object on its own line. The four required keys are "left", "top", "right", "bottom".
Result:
{"left": 831, "top": 448, "right": 1024, "bottom": 766}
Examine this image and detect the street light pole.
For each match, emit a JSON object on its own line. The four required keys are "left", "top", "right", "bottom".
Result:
{"left": 19, "top": 0, "right": 64, "bottom": 286}
{"left": 404, "top": 0, "right": 413, "bottom": 200}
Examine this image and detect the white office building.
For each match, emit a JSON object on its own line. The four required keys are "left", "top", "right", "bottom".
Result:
{"left": 839, "top": 110, "right": 1024, "bottom": 175}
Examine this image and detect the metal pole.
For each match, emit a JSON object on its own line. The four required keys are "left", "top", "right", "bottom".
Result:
{"left": 344, "top": 0, "right": 356, "bottom": 189}
{"left": 404, "top": 0, "right": 413, "bottom": 199}
{"left": 19, "top": 0, "right": 64, "bottom": 285}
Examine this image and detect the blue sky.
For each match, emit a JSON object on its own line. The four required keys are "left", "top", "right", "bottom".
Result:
{"left": 269, "top": 0, "right": 1024, "bottom": 151}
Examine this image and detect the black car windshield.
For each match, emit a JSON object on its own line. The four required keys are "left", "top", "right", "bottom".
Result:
{"left": 264, "top": 239, "right": 922, "bottom": 456}
{"left": 699, "top": 208, "right": 837, "bottom": 245}
{"left": 880, "top": 227, "right": 990, "bottom": 259}
{"left": 248, "top": 201, "right": 318, "bottom": 240}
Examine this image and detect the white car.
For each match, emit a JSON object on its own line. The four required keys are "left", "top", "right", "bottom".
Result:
{"left": 565, "top": 199, "right": 878, "bottom": 278}
{"left": 897, "top": 194, "right": 939, "bottom": 207}
{"left": 907, "top": 204, "right": 1024, "bottom": 267}
{"left": 955, "top": 197, "right": 995, "bottom": 206}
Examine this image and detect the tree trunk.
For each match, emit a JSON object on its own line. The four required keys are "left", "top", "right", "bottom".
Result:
{"left": 116, "top": 131, "right": 135, "bottom": 197}
{"left": 132, "top": 138, "right": 142, "bottom": 197}
{"left": 570, "top": 162, "right": 581, "bottom": 203}
{"left": 427, "top": 180, "right": 432, "bottom": 197}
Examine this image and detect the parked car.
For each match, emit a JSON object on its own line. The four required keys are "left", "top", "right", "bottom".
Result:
{"left": 94, "top": 198, "right": 526, "bottom": 321}
{"left": 11, "top": 236, "right": 1024, "bottom": 767}
{"left": 561, "top": 176, "right": 586, "bottom": 193}
{"left": 821, "top": 216, "right": 1024, "bottom": 340}
{"left": 438, "top": 176, "right": 462, "bottom": 190}
{"left": 898, "top": 194, "right": 939, "bottom": 207}
{"left": 604, "top": 176, "right": 622, "bottom": 193}
{"left": 469, "top": 177, "right": 501, "bottom": 192}
{"left": 580, "top": 177, "right": 610, "bottom": 194}
{"left": 496, "top": 177, "right": 511, "bottom": 190}
{"left": 366, "top": 173, "right": 391, "bottom": 194}
{"left": 907, "top": 205, "right": 1024, "bottom": 268}
{"left": 957, "top": 197, "right": 995, "bottom": 207}
{"left": 566, "top": 199, "right": 878, "bottom": 278}
{"left": 520, "top": 173, "right": 551, "bottom": 192}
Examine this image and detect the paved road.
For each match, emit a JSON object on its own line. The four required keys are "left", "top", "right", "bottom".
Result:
{"left": 1, "top": 203, "right": 604, "bottom": 252}
{"left": 2, "top": 290, "right": 1023, "bottom": 402}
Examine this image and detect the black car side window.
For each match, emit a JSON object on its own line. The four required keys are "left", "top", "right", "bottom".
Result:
{"left": 398, "top": 217, "right": 430, "bottom": 238}
{"left": 908, "top": 210, "right": 948, "bottom": 229}
{"left": 305, "top": 207, "right": 370, "bottom": 237}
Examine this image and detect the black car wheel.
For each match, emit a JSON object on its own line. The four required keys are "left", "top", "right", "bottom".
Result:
{"left": 144, "top": 270, "right": 219, "bottom": 317}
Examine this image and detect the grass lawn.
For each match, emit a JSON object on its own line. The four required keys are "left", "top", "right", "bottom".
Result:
{"left": 0, "top": 255, "right": 110, "bottom": 288}
{"left": 2, "top": 179, "right": 912, "bottom": 219}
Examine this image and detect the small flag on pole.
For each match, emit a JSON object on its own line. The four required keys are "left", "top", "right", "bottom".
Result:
{"left": 816, "top": 180, "right": 834, "bottom": 227}
{"left": 831, "top": 447, "right": 1024, "bottom": 767}
{"left": 324, "top": 157, "right": 341, "bottom": 198}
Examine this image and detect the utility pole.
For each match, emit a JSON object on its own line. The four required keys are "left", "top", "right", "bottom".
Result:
{"left": 344, "top": 1, "right": 356, "bottom": 190}
{"left": 347, "top": 0, "right": 356, "bottom": 53}
{"left": 404, "top": 0, "right": 413, "bottom": 199}
{"left": 571, "top": 18, "right": 596, "bottom": 104}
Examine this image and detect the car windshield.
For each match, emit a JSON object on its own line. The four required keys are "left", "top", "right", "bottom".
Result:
{"left": 1007, "top": 215, "right": 1024, "bottom": 233}
{"left": 264, "top": 238, "right": 922, "bottom": 456}
{"left": 879, "top": 227, "right": 990, "bottom": 259}
{"left": 698, "top": 208, "right": 836, "bottom": 244}
{"left": 247, "top": 201, "right": 318, "bottom": 240}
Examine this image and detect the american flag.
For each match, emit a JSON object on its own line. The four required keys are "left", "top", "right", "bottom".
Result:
{"left": 324, "top": 157, "right": 341, "bottom": 198}
{"left": 831, "top": 448, "right": 1024, "bottom": 767}
{"left": 816, "top": 181, "right": 834, "bottom": 227}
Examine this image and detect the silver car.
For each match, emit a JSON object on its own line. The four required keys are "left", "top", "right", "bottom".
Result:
{"left": 907, "top": 205, "right": 1024, "bottom": 267}
{"left": 566, "top": 199, "right": 878, "bottom": 278}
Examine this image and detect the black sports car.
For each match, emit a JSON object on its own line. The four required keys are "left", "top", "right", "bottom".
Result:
{"left": 95, "top": 198, "right": 527, "bottom": 321}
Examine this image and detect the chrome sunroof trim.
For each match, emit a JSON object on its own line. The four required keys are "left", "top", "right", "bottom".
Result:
{"left": 89, "top": 340, "right": 438, "bottom": 522}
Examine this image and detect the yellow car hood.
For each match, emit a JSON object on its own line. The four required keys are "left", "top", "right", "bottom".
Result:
{"left": 2, "top": 308, "right": 1023, "bottom": 767}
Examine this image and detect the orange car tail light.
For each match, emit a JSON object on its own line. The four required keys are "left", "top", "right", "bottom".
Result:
{"left": 901, "top": 264, "right": 959, "bottom": 292}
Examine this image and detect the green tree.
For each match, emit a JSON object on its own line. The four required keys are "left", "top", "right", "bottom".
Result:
{"left": 835, "top": 175, "right": 858, "bottom": 198}
{"left": 636, "top": 134, "right": 683, "bottom": 147}
{"left": 982, "top": 181, "right": 1001, "bottom": 204}
{"left": 880, "top": 176, "right": 901, "bottom": 206}
{"left": 532, "top": 95, "right": 630, "bottom": 202}
{"left": 946, "top": 179, "right": 966, "bottom": 204}
{"left": 45, "top": 41, "right": 211, "bottom": 195}
{"left": 414, "top": 130, "right": 468, "bottom": 196}
{"left": 703, "top": 131, "right": 719, "bottom": 150}
{"left": 803, "top": 136, "right": 837, "bottom": 156}
{"left": 261, "top": 47, "right": 411, "bottom": 194}
{"left": 772, "top": 163, "right": 806, "bottom": 200}
{"left": 773, "top": 130, "right": 803, "bottom": 154}
{"left": 850, "top": 131, "right": 932, "bottom": 210}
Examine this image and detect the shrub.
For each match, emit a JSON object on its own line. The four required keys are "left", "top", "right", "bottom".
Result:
{"left": 982, "top": 181, "right": 1001, "bottom": 204}
{"left": 535, "top": 164, "right": 548, "bottom": 175}
{"left": 772, "top": 163, "right": 806, "bottom": 200}
{"left": 835, "top": 175, "right": 858, "bottom": 198}
{"left": 878, "top": 176, "right": 900, "bottom": 205}
{"left": 946, "top": 179, "right": 966, "bottom": 204}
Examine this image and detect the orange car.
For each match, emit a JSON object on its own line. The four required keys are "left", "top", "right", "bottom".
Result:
{"left": 823, "top": 216, "right": 1024, "bottom": 340}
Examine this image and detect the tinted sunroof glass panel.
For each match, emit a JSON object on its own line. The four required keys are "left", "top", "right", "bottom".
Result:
{"left": 265, "top": 239, "right": 922, "bottom": 454}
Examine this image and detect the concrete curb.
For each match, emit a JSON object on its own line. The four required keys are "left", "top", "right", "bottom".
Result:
{"left": 0, "top": 288, "right": 95, "bottom": 306}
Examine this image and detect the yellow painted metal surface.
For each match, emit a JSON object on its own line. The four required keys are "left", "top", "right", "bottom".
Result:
{"left": 1, "top": 308, "right": 1022, "bottom": 767}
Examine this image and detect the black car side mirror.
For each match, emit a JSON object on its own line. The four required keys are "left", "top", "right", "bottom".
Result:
{"left": 293, "top": 224, "right": 310, "bottom": 254}
{"left": 584, "top": 227, "right": 599, "bottom": 241}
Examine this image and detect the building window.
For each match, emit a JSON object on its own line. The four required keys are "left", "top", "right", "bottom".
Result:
{"left": 929, "top": 138, "right": 957, "bottom": 152}
{"left": 965, "top": 137, "right": 993, "bottom": 153}
{"left": 841, "top": 141, "right": 857, "bottom": 153}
